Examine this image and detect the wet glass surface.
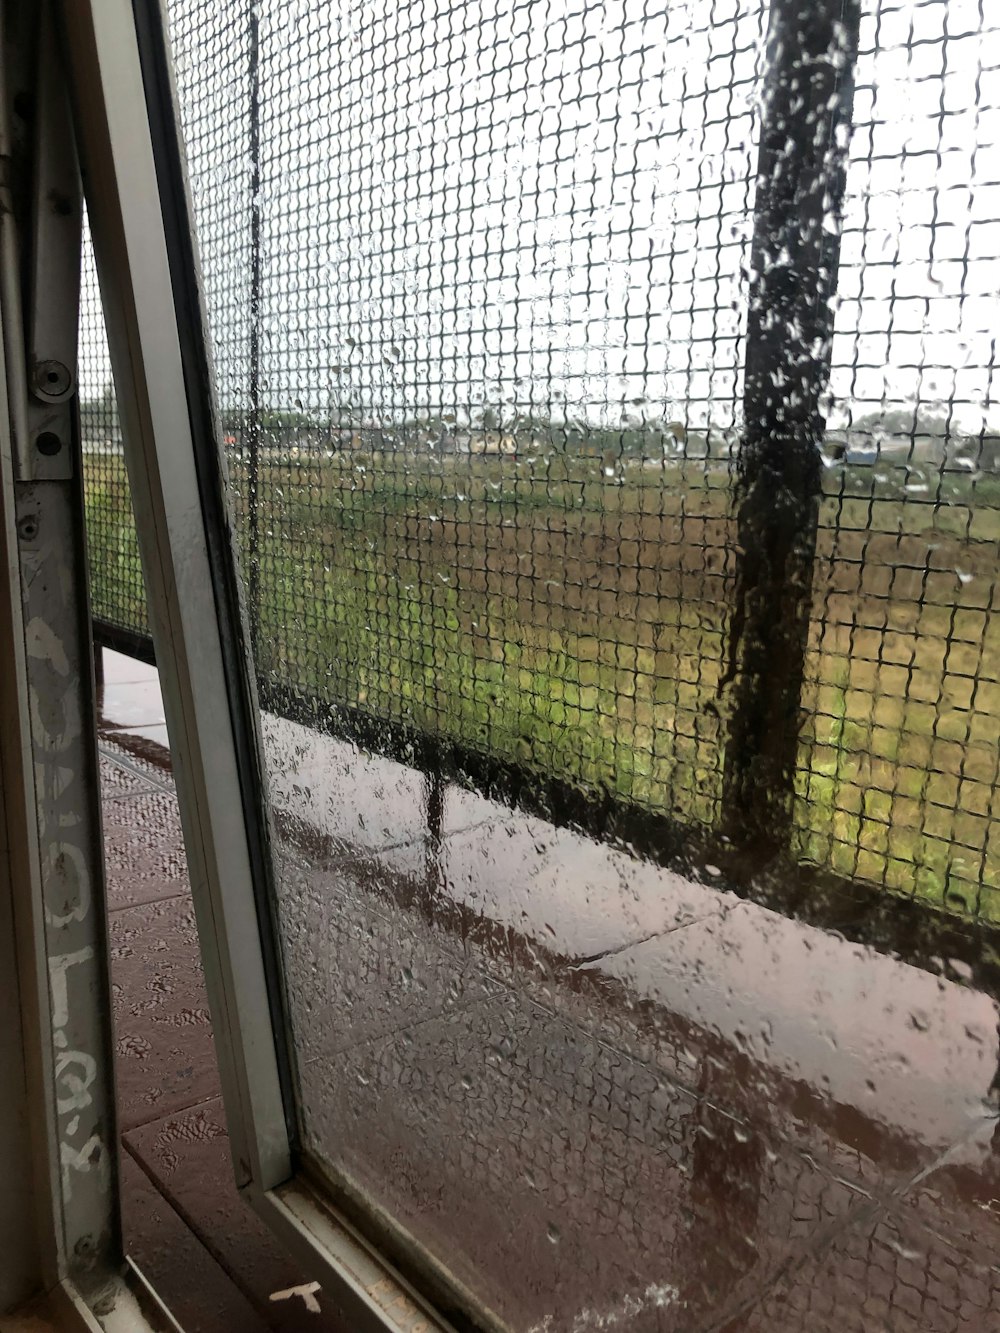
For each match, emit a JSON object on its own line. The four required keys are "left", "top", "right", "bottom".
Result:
{"left": 267, "top": 717, "right": 1000, "bottom": 1330}
{"left": 81, "top": 0, "right": 1000, "bottom": 1326}
{"left": 94, "top": 662, "right": 1000, "bottom": 1329}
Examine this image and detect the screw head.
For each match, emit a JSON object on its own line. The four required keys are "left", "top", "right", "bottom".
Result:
{"left": 33, "top": 360, "right": 72, "bottom": 399}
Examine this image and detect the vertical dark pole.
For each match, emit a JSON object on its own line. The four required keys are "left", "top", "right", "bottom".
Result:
{"left": 246, "top": 1, "right": 262, "bottom": 659}
{"left": 425, "top": 769, "right": 444, "bottom": 892}
{"left": 678, "top": 1056, "right": 763, "bottom": 1311}
{"left": 721, "top": 0, "right": 860, "bottom": 865}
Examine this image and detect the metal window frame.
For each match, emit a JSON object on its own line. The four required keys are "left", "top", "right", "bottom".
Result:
{"left": 58, "top": 1, "right": 460, "bottom": 1329}
{"left": 0, "top": 0, "right": 181, "bottom": 1323}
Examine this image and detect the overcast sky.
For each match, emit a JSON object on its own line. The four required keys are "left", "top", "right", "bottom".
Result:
{"left": 80, "top": 0, "right": 1000, "bottom": 442}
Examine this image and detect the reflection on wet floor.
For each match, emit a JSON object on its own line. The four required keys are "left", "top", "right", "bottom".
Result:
{"left": 269, "top": 709, "right": 1000, "bottom": 1330}
{"left": 100, "top": 652, "right": 1000, "bottom": 1330}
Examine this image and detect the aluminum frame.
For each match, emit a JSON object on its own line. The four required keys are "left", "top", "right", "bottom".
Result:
{"left": 0, "top": 1, "right": 180, "bottom": 1323}
{"left": 58, "top": 1, "right": 459, "bottom": 1328}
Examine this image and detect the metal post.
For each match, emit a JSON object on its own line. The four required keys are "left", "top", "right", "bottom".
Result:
{"left": 721, "top": 0, "right": 861, "bottom": 866}
{"left": 11, "top": 0, "right": 121, "bottom": 1298}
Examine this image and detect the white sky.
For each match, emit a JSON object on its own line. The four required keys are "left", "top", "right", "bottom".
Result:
{"left": 80, "top": 0, "right": 1000, "bottom": 442}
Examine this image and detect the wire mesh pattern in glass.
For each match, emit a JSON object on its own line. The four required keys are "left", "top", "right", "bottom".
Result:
{"left": 81, "top": 0, "right": 1000, "bottom": 915}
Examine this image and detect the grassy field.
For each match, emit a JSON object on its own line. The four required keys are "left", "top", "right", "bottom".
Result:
{"left": 84, "top": 446, "right": 1000, "bottom": 922}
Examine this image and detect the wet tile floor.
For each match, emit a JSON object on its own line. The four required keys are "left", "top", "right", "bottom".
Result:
{"left": 99, "top": 651, "right": 347, "bottom": 1332}
{"left": 99, "top": 649, "right": 1000, "bottom": 1331}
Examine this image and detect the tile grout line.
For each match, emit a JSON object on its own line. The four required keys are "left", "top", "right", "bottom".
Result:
{"left": 699, "top": 1112, "right": 1000, "bottom": 1333}
{"left": 108, "top": 889, "right": 192, "bottom": 916}
{"left": 120, "top": 1134, "right": 281, "bottom": 1326}
{"left": 121, "top": 1089, "right": 224, "bottom": 1136}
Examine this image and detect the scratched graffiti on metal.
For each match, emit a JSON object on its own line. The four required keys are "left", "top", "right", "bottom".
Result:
{"left": 19, "top": 489, "right": 115, "bottom": 1272}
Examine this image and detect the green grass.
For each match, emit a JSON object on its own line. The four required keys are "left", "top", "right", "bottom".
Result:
{"left": 85, "top": 454, "right": 149, "bottom": 636}
{"left": 84, "top": 447, "right": 1000, "bottom": 922}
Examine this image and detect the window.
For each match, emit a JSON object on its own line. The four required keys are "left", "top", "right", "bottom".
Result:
{"left": 75, "top": 0, "right": 1000, "bottom": 1328}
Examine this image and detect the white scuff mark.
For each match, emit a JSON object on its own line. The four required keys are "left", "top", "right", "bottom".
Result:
{"left": 55, "top": 1047, "right": 97, "bottom": 1114}
{"left": 25, "top": 615, "right": 70, "bottom": 675}
{"left": 270, "top": 1282, "right": 322, "bottom": 1314}
{"left": 44, "top": 840, "right": 92, "bottom": 927}
{"left": 33, "top": 760, "right": 77, "bottom": 806}
{"left": 527, "top": 1282, "right": 678, "bottom": 1332}
{"left": 48, "top": 946, "right": 95, "bottom": 1028}
{"left": 30, "top": 681, "right": 81, "bottom": 752}
{"left": 60, "top": 1133, "right": 110, "bottom": 1200}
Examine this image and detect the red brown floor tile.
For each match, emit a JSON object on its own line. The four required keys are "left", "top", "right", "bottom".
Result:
{"left": 121, "top": 1152, "right": 269, "bottom": 1333}
{"left": 124, "top": 1099, "right": 346, "bottom": 1333}
{"left": 110, "top": 893, "right": 220, "bottom": 1130}
{"left": 103, "top": 788, "right": 189, "bottom": 910}
{"left": 100, "top": 700, "right": 342, "bottom": 1329}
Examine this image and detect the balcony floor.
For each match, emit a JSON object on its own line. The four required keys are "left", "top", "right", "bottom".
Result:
{"left": 99, "top": 650, "right": 347, "bottom": 1332}
{"left": 98, "top": 648, "right": 1000, "bottom": 1332}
